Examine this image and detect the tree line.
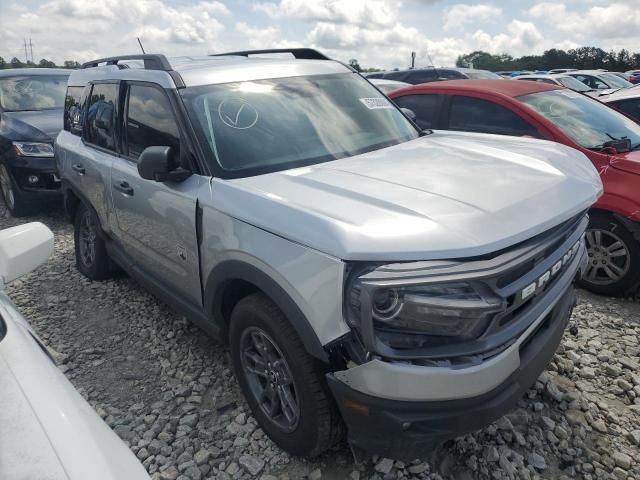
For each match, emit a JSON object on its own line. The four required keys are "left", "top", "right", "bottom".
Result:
{"left": 0, "top": 57, "right": 81, "bottom": 69}
{"left": 456, "top": 47, "right": 640, "bottom": 72}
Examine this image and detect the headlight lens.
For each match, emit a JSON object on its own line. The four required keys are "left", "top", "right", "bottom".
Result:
{"left": 347, "top": 270, "right": 507, "bottom": 354}
{"left": 12, "top": 141, "right": 54, "bottom": 157}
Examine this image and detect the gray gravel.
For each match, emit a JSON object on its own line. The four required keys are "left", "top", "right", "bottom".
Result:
{"left": 3, "top": 206, "right": 640, "bottom": 480}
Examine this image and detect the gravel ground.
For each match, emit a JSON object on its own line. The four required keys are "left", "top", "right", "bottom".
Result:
{"left": 3, "top": 206, "right": 640, "bottom": 480}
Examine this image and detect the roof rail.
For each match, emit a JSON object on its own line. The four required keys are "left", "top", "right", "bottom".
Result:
{"left": 211, "top": 48, "right": 331, "bottom": 61}
{"left": 81, "top": 54, "right": 172, "bottom": 71}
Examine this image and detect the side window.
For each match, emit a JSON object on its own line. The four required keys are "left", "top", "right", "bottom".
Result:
{"left": 64, "top": 86, "right": 85, "bottom": 135}
{"left": 394, "top": 94, "right": 442, "bottom": 130}
{"left": 406, "top": 70, "right": 437, "bottom": 84}
{"left": 449, "top": 96, "right": 541, "bottom": 137}
{"left": 85, "top": 83, "right": 118, "bottom": 151}
{"left": 612, "top": 99, "right": 640, "bottom": 121}
{"left": 125, "top": 84, "right": 180, "bottom": 160}
{"left": 575, "top": 75, "right": 606, "bottom": 89}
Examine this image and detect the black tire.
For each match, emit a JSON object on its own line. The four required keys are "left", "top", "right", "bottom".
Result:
{"left": 229, "top": 293, "right": 344, "bottom": 457}
{"left": 0, "top": 163, "right": 33, "bottom": 217}
{"left": 74, "top": 203, "right": 113, "bottom": 280}
{"left": 578, "top": 213, "right": 640, "bottom": 296}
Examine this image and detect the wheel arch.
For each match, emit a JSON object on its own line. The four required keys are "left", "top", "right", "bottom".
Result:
{"left": 204, "top": 260, "right": 329, "bottom": 363}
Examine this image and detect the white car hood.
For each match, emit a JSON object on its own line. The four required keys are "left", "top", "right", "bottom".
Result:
{"left": 216, "top": 131, "right": 602, "bottom": 261}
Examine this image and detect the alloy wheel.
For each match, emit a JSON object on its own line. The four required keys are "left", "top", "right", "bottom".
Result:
{"left": 0, "top": 165, "right": 15, "bottom": 210}
{"left": 79, "top": 210, "right": 97, "bottom": 267}
{"left": 240, "top": 327, "right": 300, "bottom": 432}
{"left": 584, "top": 228, "right": 631, "bottom": 286}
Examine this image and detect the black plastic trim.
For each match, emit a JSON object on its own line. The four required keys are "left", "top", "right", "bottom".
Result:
{"left": 204, "top": 260, "right": 329, "bottom": 362}
{"left": 211, "top": 48, "right": 330, "bottom": 60}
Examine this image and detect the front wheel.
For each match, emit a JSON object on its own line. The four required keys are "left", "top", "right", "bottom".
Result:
{"left": 0, "top": 164, "right": 31, "bottom": 217}
{"left": 229, "top": 293, "right": 344, "bottom": 457}
{"left": 74, "top": 203, "right": 113, "bottom": 280}
{"left": 579, "top": 214, "right": 640, "bottom": 296}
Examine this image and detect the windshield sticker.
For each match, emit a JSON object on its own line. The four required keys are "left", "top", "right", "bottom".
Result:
{"left": 218, "top": 98, "right": 259, "bottom": 129}
{"left": 359, "top": 97, "right": 394, "bottom": 109}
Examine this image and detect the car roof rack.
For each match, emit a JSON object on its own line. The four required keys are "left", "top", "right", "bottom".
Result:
{"left": 81, "top": 54, "right": 172, "bottom": 71}
{"left": 80, "top": 54, "right": 186, "bottom": 88}
{"left": 211, "top": 48, "right": 331, "bottom": 61}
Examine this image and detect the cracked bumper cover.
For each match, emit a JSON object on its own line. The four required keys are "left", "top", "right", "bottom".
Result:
{"left": 327, "top": 250, "right": 583, "bottom": 460}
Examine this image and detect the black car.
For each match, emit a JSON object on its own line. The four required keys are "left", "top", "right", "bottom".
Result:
{"left": 366, "top": 67, "right": 500, "bottom": 85}
{"left": 0, "top": 68, "right": 70, "bottom": 216}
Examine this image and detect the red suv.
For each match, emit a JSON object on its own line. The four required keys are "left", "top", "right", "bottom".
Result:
{"left": 389, "top": 80, "right": 640, "bottom": 296}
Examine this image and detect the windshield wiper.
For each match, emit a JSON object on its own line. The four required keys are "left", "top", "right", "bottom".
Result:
{"left": 419, "top": 129, "right": 434, "bottom": 137}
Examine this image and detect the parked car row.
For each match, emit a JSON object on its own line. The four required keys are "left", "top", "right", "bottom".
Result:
{"left": 0, "top": 48, "right": 630, "bottom": 467}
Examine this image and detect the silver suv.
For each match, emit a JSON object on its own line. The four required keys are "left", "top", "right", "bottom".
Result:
{"left": 56, "top": 50, "right": 602, "bottom": 460}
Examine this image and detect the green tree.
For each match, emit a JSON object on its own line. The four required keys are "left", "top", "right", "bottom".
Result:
{"left": 63, "top": 60, "right": 80, "bottom": 69}
{"left": 348, "top": 58, "right": 362, "bottom": 72}
{"left": 38, "top": 58, "right": 56, "bottom": 68}
{"left": 10, "top": 57, "right": 23, "bottom": 68}
{"left": 0, "top": 57, "right": 5, "bottom": 69}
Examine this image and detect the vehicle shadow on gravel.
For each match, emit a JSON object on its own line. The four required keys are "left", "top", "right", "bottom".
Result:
{"left": 2, "top": 204, "right": 639, "bottom": 480}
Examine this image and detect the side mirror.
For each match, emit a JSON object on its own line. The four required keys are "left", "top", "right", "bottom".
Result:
{"left": 401, "top": 107, "right": 417, "bottom": 122}
{"left": 0, "top": 222, "right": 53, "bottom": 287}
{"left": 137, "top": 146, "right": 191, "bottom": 182}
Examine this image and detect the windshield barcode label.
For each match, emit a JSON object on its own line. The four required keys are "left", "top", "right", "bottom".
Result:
{"left": 360, "top": 97, "right": 393, "bottom": 109}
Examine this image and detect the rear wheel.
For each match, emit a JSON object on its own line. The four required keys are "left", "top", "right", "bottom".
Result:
{"left": 0, "top": 164, "right": 31, "bottom": 217}
{"left": 579, "top": 213, "right": 640, "bottom": 296}
{"left": 74, "top": 203, "right": 113, "bottom": 280}
{"left": 229, "top": 293, "right": 344, "bottom": 456}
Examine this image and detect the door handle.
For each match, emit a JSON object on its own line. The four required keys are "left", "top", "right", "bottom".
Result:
{"left": 72, "top": 164, "right": 85, "bottom": 175}
{"left": 113, "top": 180, "right": 134, "bottom": 196}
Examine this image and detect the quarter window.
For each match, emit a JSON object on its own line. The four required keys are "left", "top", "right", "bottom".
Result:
{"left": 64, "top": 86, "right": 84, "bottom": 135}
{"left": 394, "top": 94, "right": 442, "bottom": 129}
{"left": 449, "top": 96, "right": 541, "bottom": 137}
{"left": 125, "top": 85, "right": 180, "bottom": 160}
{"left": 85, "top": 83, "right": 118, "bottom": 151}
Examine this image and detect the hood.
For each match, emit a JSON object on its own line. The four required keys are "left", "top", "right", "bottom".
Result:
{"left": 0, "top": 109, "right": 63, "bottom": 142}
{"left": 611, "top": 150, "right": 640, "bottom": 176}
{"left": 214, "top": 131, "right": 602, "bottom": 261}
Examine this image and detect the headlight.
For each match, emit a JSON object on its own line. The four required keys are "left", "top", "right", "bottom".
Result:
{"left": 346, "top": 267, "right": 506, "bottom": 355}
{"left": 12, "top": 141, "right": 54, "bottom": 157}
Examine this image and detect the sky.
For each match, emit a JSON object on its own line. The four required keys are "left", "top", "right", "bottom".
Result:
{"left": 1, "top": 0, "right": 639, "bottom": 70}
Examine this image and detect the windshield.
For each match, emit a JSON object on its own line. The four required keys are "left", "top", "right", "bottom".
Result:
{"left": 182, "top": 73, "right": 419, "bottom": 176}
{"left": 465, "top": 70, "right": 502, "bottom": 80}
{"left": 518, "top": 89, "right": 640, "bottom": 150}
{"left": 600, "top": 73, "right": 632, "bottom": 89}
{"left": 0, "top": 75, "right": 68, "bottom": 112}
{"left": 555, "top": 76, "right": 592, "bottom": 92}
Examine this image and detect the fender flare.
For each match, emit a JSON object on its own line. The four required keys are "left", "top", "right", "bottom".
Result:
{"left": 204, "top": 260, "right": 329, "bottom": 362}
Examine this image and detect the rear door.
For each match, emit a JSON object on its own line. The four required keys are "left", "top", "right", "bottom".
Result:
{"left": 110, "top": 82, "right": 202, "bottom": 305}
{"left": 76, "top": 82, "right": 120, "bottom": 226}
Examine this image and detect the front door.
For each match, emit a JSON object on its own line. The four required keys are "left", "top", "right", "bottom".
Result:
{"left": 110, "top": 82, "right": 202, "bottom": 305}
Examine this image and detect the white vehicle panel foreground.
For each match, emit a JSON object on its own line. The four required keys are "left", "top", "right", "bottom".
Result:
{"left": 0, "top": 223, "right": 149, "bottom": 480}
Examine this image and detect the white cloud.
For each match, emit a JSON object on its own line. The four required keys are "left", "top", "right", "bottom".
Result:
{"left": 0, "top": 0, "right": 229, "bottom": 64}
{"left": 530, "top": 2, "right": 640, "bottom": 44}
{"left": 234, "top": 22, "right": 302, "bottom": 50}
{"left": 443, "top": 4, "right": 502, "bottom": 32}
{"left": 253, "top": 0, "right": 398, "bottom": 28}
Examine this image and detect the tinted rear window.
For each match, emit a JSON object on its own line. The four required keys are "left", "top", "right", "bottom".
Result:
{"left": 64, "top": 86, "right": 84, "bottom": 135}
{"left": 85, "top": 83, "right": 118, "bottom": 151}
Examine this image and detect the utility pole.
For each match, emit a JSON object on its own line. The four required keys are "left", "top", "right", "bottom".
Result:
{"left": 29, "top": 39, "right": 34, "bottom": 63}
{"left": 411, "top": 51, "right": 416, "bottom": 69}
{"left": 24, "top": 38, "right": 28, "bottom": 63}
